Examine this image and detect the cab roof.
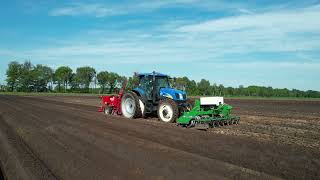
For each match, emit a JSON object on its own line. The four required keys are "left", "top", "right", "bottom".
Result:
{"left": 137, "top": 72, "right": 168, "bottom": 77}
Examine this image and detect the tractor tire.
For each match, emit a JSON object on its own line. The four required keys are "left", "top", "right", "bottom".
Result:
{"left": 157, "top": 98, "right": 179, "bottom": 123}
{"left": 121, "top": 92, "right": 142, "bottom": 119}
{"left": 186, "top": 98, "right": 195, "bottom": 110}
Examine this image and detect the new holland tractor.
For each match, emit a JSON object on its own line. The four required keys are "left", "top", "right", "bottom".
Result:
{"left": 121, "top": 72, "right": 188, "bottom": 123}
{"left": 99, "top": 72, "right": 239, "bottom": 128}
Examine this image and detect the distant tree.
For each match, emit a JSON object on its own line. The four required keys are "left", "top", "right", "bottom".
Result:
{"left": 0, "top": 84, "right": 7, "bottom": 92}
{"left": 197, "top": 79, "right": 211, "bottom": 96}
{"left": 4, "top": 61, "right": 320, "bottom": 98}
{"left": 18, "top": 61, "right": 33, "bottom": 92}
{"left": 174, "top": 77, "right": 198, "bottom": 96}
{"left": 54, "top": 66, "right": 73, "bottom": 92}
{"left": 127, "top": 74, "right": 139, "bottom": 90}
{"left": 75, "top": 66, "right": 96, "bottom": 93}
{"left": 218, "top": 84, "right": 224, "bottom": 96}
{"left": 224, "top": 87, "right": 234, "bottom": 96}
{"left": 107, "top": 72, "right": 120, "bottom": 93}
{"left": 238, "top": 85, "right": 244, "bottom": 96}
{"left": 211, "top": 83, "right": 218, "bottom": 96}
{"left": 97, "top": 71, "right": 109, "bottom": 93}
{"left": 305, "top": 90, "right": 320, "bottom": 98}
{"left": 187, "top": 80, "right": 198, "bottom": 96}
{"left": 174, "top": 77, "right": 188, "bottom": 91}
{"left": 69, "top": 73, "right": 79, "bottom": 92}
{"left": 6, "top": 61, "right": 21, "bottom": 92}
{"left": 31, "top": 65, "right": 54, "bottom": 92}
{"left": 116, "top": 76, "right": 127, "bottom": 92}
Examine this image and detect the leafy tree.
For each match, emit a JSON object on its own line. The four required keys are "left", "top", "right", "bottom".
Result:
{"left": 97, "top": 71, "right": 109, "bottom": 93}
{"left": 4, "top": 61, "right": 320, "bottom": 98}
{"left": 127, "top": 74, "right": 139, "bottom": 90}
{"left": 238, "top": 85, "right": 244, "bottom": 96}
{"left": 116, "top": 76, "right": 127, "bottom": 92}
{"left": 54, "top": 66, "right": 73, "bottom": 92}
{"left": 31, "top": 65, "right": 54, "bottom": 92}
{"left": 75, "top": 66, "right": 96, "bottom": 93}
{"left": 69, "top": 73, "right": 79, "bottom": 92}
{"left": 224, "top": 87, "right": 234, "bottom": 96}
{"left": 175, "top": 77, "right": 188, "bottom": 91}
{"left": 18, "top": 61, "right": 33, "bottom": 92}
{"left": 174, "top": 77, "right": 198, "bottom": 95}
{"left": 6, "top": 61, "right": 21, "bottom": 92}
{"left": 0, "top": 84, "right": 7, "bottom": 92}
{"left": 187, "top": 80, "right": 198, "bottom": 96}
{"left": 211, "top": 83, "right": 218, "bottom": 95}
{"left": 197, "top": 79, "right": 211, "bottom": 96}
{"left": 217, "top": 84, "right": 224, "bottom": 96}
{"left": 107, "top": 72, "right": 120, "bottom": 93}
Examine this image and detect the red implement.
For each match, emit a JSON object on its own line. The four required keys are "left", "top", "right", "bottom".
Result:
{"left": 98, "top": 81, "right": 127, "bottom": 115}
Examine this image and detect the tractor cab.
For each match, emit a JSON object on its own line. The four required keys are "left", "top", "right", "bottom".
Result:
{"left": 133, "top": 72, "right": 187, "bottom": 103}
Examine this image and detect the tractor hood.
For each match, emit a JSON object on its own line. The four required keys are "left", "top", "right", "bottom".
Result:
{"left": 160, "top": 88, "right": 187, "bottom": 101}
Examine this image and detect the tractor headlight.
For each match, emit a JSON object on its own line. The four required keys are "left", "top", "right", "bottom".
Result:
{"left": 175, "top": 93, "right": 184, "bottom": 100}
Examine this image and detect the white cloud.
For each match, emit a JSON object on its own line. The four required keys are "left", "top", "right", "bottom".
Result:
{"left": 49, "top": 3, "right": 117, "bottom": 17}
{"left": 0, "top": 49, "right": 17, "bottom": 57}
{"left": 48, "top": 0, "right": 249, "bottom": 18}
{"left": 238, "top": 8, "right": 253, "bottom": 14}
{"left": 212, "top": 61, "right": 320, "bottom": 69}
{"left": 177, "top": 6, "right": 320, "bottom": 33}
{"left": 5, "top": 4, "right": 320, "bottom": 65}
{"left": 174, "top": 5, "right": 320, "bottom": 54}
{"left": 6, "top": 2, "right": 320, "bottom": 66}
{"left": 48, "top": 1, "right": 189, "bottom": 17}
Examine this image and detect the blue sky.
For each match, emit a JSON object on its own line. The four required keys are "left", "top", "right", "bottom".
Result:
{"left": 1, "top": 0, "right": 320, "bottom": 90}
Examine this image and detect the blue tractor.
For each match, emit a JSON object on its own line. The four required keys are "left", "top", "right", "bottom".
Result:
{"left": 121, "top": 72, "right": 189, "bottom": 123}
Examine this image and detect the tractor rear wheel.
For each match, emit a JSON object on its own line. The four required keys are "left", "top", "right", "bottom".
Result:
{"left": 157, "top": 99, "right": 179, "bottom": 123}
{"left": 121, "top": 92, "right": 142, "bottom": 119}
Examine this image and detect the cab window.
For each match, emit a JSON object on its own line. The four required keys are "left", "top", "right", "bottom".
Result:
{"left": 139, "top": 76, "right": 153, "bottom": 90}
{"left": 157, "top": 77, "right": 170, "bottom": 88}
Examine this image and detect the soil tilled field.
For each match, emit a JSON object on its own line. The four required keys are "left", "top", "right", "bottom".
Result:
{"left": 0, "top": 95, "right": 319, "bottom": 180}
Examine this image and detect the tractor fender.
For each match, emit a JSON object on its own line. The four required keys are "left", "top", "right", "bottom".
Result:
{"left": 132, "top": 90, "right": 147, "bottom": 104}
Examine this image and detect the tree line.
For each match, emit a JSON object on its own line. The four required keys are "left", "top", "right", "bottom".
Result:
{"left": 175, "top": 78, "right": 320, "bottom": 98}
{"left": 5, "top": 61, "right": 126, "bottom": 93}
{"left": 3, "top": 61, "right": 320, "bottom": 98}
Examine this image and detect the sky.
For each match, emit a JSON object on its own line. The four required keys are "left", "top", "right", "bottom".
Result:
{"left": 1, "top": 0, "right": 320, "bottom": 91}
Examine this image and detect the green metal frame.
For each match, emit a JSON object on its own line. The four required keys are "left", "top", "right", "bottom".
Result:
{"left": 177, "top": 99, "right": 240, "bottom": 127}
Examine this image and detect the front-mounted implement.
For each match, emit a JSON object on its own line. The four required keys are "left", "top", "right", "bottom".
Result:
{"left": 177, "top": 97, "right": 240, "bottom": 129}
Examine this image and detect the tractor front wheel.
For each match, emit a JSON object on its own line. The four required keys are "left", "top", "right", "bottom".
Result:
{"left": 121, "top": 92, "right": 142, "bottom": 119}
{"left": 186, "top": 98, "right": 195, "bottom": 111}
{"left": 158, "top": 99, "right": 179, "bottom": 123}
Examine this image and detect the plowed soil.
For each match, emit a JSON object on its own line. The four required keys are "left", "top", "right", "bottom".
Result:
{"left": 0, "top": 95, "right": 319, "bottom": 180}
